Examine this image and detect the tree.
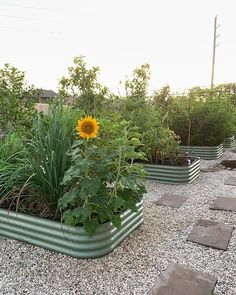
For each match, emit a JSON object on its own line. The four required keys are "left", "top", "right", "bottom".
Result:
{"left": 0, "top": 64, "right": 36, "bottom": 136}
{"left": 152, "top": 85, "right": 172, "bottom": 110}
{"left": 125, "top": 63, "right": 150, "bottom": 100}
{"left": 59, "top": 56, "right": 110, "bottom": 114}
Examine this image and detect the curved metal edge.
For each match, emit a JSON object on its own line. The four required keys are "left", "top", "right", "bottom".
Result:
{"left": 143, "top": 158, "right": 200, "bottom": 184}
{"left": 179, "top": 145, "right": 223, "bottom": 160}
{"left": 0, "top": 201, "right": 144, "bottom": 259}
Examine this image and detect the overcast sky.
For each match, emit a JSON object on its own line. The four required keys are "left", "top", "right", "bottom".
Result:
{"left": 0, "top": 0, "right": 235, "bottom": 94}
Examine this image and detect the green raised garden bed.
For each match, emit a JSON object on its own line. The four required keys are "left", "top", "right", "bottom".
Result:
{"left": 179, "top": 144, "right": 223, "bottom": 160}
{"left": 143, "top": 157, "right": 200, "bottom": 184}
{"left": 0, "top": 201, "right": 143, "bottom": 259}
{"left": 223, "top": 136, "right": 234, "bottom": 148}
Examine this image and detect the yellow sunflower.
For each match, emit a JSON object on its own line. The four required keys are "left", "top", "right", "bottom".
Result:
{"left": 76, "top": 116, "right": 99, "bottom": 139}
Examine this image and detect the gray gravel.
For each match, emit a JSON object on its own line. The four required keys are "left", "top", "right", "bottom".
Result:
{"left": 0, "top": 150, "right": 236, "bottom": 295}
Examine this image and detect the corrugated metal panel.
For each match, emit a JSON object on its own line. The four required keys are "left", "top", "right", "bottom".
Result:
{"left": 143, "top": 158, "right": 200, "bottom": 184}
{"left": 179, "top": 144, "right": 223, "bottom": 160}
{"left": 0, "top": 201, "right": 143, "bottom": 259}
{"left": 223, "top": 136, "right": 234, "bottom": 148}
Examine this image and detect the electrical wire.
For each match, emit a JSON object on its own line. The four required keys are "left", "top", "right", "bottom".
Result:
{"left": 0, "top": 14, "right": 44, "bottom": 21}
{"left": 0, "top": 25, "right": 61, "bottom": 34}
{"left": 0, "top": 2, "right": 64, "bottom": 13}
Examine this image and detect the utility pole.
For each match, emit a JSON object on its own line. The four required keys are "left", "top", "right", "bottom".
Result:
{"left": 211, "top": 15, "right": 220, "bottom": 88}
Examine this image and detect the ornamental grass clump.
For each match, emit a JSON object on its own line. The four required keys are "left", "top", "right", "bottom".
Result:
{"left": 58, "top": 116, "right": 146, "bottom": 234}
{"left": 23, "top": 102, "right": 78, "bottom": 217}
{"left": 0, "top": 102, "right": 78, "bottom": 218}
{"left": 0, "top": 134, "right": 28, "bottom": 201}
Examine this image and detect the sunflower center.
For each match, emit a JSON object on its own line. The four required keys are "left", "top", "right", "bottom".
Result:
{"left": 81, "top": 122, "right": 94, "bottom": 134}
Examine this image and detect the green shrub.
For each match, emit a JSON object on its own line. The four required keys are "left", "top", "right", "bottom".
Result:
{"left": 59, "top": 56, "right": 111, "bottom": 114}
{"left": 120, "top": 64, "right": 180, "bottom": 165}
{"left": 127, "top": 104, "right": 180, "bottom": 164}
{"left": 169, "top": 96, "right": 236, "bottom": 146}
{"left": 0, "top": 64, "right": 37, "bottom": 136}
{"left": 0, "top": 134, "right": 28, "bottom": 202}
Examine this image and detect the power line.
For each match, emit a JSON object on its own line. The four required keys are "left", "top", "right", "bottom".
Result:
{"left": 0, "top": 2, "right": 63, "bottom": 13}
{"left": 0, "top": 25, "right": 61, "bottom": 35}
{"left": 0, "top": 13, "right": 63, "bottom": 24}
{"left": 0, "top": 2, "right": 91, "bottom": 15}
{"left": 0, "top": 14, "right": 45, "bottom": 21}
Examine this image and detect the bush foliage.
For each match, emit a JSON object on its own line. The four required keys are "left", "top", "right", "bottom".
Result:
{"left": 169, "top": 91, "right": 236, "bottom": 146}
{"left": 0, "top": 64, "right": 36, "bottom": 136}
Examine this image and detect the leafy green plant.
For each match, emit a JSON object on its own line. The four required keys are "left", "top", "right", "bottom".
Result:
{"left": 120, "top": 64, "right": 180, "bottom": 165}
{"left": 126, "top": 103, "right": 180, "bottom": 165}
{"left": 0, "top": 134, "right": 28, "bottom": 202}
{"left": 169, "top": 95, "right": 236, "bottom": 146}
{"left": 0, "top": 64, "right": 37, "bottom": 136}
{"left": 125, "top": 63, "right": 150, "bottom": 100}
{"left": 152, "top": 85, "right": 173, "bottom": 114}
{"left": 58, "top": 118, "right": 146, "bottom": 234}
{"left": 59, "top": 56, "right": 111, "bottom": 114}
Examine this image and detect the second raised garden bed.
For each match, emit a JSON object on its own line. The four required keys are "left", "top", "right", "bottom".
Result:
{"left": 143, "top": 157, "right": 200, "bottom": 184}
{"left": 223, "top": 136, "right": 234, "bottom": 149}
{"left": 179, "top": 144, "right": 223, "bottom": 160}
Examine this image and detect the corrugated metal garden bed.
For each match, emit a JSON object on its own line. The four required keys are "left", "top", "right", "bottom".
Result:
{"left": 0, "top": 201, "right": 143, "bottom": 259}
{"left": 223, "top": 136, "right": 235, "bottom": 149}
{"left": 143, "top": 157, "right": 200, "bottom": 184}
{"left": 179, "top": 144, "right": 223, "bottom": 160}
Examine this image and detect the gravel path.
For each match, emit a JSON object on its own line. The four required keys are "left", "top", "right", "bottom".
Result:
{"left": 0, "top": 150, "right": 236, "bottom": 295}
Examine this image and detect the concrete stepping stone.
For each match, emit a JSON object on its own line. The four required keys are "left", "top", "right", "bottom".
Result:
{"left": 210, "top": 197, "right": 236, "bottom": 212}
{"left": 148, "top": 263, "right": 217, "bottom": 295}
{"left": 187, "top": 219, "right": 234, "bottom": 250}
{"left": 155, "top": 195, "right": 187, "bottom": 208}
{"left": 225, "top": 176, "right": 236, "bottom": 186}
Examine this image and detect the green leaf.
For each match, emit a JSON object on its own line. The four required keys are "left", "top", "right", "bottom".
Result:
{"left": 128, "top": 131, "right": 141, "bottom": 138}
{"left": 89, "top": 177, "right": 101, "bottom": 196}
{"left": 80, "top": 176, "right": 101, "bottom": 196}
{"left": 61, "top": 163, "right": 82, "bottom": 185}
{"left": 130, "top": 137, "right": 141, "bottom": 146}
{"left": 58, "top": 190, "right": 78, "bottom": 209}
{"left": 97, "top": 207, "right": 109, "bottom": 223}
{"left": 121, "top": 177, "right": 137, "bottom": 190}
{"left": 79, "top": 189, "right": 87, "bottom": 200}
{"left": 82, "top": 205, "right": 93, "bottom": 220}
{"left": 73, "top": 207, "right": 83, "bottom": 219}
{"left": 80, "top": 177, "right": 90, "bottom": 189}
{"left": 117, "top": 189, "right": 139, "bottom": 211}
{"left": 112, "top": 196, "right": 125, "bottom": 212}
{"left": 84, "top": 217, "right": 99, "bottom": 235}
{"left": 61, "top": 174, "right": 72, "bottom": 185}
{"left": 75, "top": 158, "right": 95, "bottom": 173}
{"left": 72, "top": 139, "right": 84, "bottom": 148}
{"left": 117, "top": 188, "right": 132, "bottom": 201}
{"left": 112, "top": 215, "right": 121, "bottom": 228}
{"left": 63, "top": 210, "right": 77, "bottom": 226}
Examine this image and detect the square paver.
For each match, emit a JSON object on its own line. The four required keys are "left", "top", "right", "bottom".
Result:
{"left": 210, "top": 197, "right": 236, "bottom": 212}
{"left": 155, "top": 195, "right": 187, "bottom": 208}
{"left": 187, "top": 219, "right": 234, "bottom": 250}
{"left": 225, "top": 177, "right": 236, "bottom": 186}
{"left": 148, "top": 263, "right": 217, "bottom": 295}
